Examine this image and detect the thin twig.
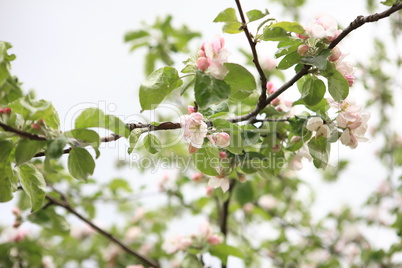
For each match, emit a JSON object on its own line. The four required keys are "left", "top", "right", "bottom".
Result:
{"left": 45, "top": 194, "right": 159, "bottom": 268}
{"left": 0, "top": 122, "right": 47, "bottom": 141}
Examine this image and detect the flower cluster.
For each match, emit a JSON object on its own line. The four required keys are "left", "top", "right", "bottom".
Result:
{"left": 179, "top": 108, "right": 230, "bottom": 153}
{"left": 196, "top": 36, "right": 229, "bottom": 80}
{"left": 329, "top": 98, "right": 370, "bottom": 149}
{"left": 162, "top": 221, "right": 223, "bottom": 254}
{"left": 297, "top": 15, "right": 355, "bottom": 86}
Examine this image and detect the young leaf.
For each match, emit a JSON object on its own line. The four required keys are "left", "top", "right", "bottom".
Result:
{"left": 128, "top": 129, "right": 142, "bottom": 154}
{"left": 300, "top": 76, "right": 326, "bottom": 106}
{"left": 224, "top": 63, "right": 256, "bottom": 100}
{"left": 301, "top": 49, "right": 331, "bottom": 70}
{"left": 124, "top": 30, "right": 149, "bottom": 42}
{"left": 0, "top": 140, "right": 13, "bottom": 163}
{"left": 64, "top": 129, "right": 101, "bottom": 158}
{"left": 68, "top": 147, "right": 95, "bottom": 181}
{"left": 213, "top": 8, "right": 238, "bottom": 23}
{"left": 308, "top": 136, "right": 330, "bottom": 169}
{"left": 0, "top": 163, "right": 17, "bottom": 202}
{"left": 246, "top": 9, "right": 269, "bottom": 23}
{"left": 270, "top": 21, "right": 305, "bottom": 34}
{"left": 15, "top": 139, "right": 46, "bottom": 166}
{"left": 194, "top": 71, "right": 231, "bottom": 108}
{"left": 139, "top": 67, "right": 183, "bottom": 111}
{"left": 222, "top": 22, "right": 243, "bottom": 34}
{"left": 46, "top": 136, "right": 68, "bottom": 159}
{"left": 17, "top": 163, "right": 46, "bottom": 212}
{"left": 262, "top": 27, "right": 291, "bottom": 41}
{"left": 277, "top": 51, "right": 301, "bottom": 70}
{"left": 210, "top": 244, "right": 244, "bottom": 265}
{"left": 192, "top": 147, "right": 220, "bottom": 176}
{"left": 327, "top": 70, "right": 349, "bottom": 102}
{"left": 144, "top": 134, "right": 161, "bottom": 154}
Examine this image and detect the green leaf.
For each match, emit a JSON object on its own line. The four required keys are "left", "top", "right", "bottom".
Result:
{"left": 15, "top": 139, "right": 46, "bottom": 166}
{"left": 64, "top": 129, "right": 101, "bottom": 158}
{"left": 199, "top": 102, "right": 229, "bottom": 118}
{"left": 0, "top": 163, "right": 17, "bottom": 202}
{"left": 277, "top": 51, "right": 301, "bottom": 70}
{"left": 180, "top": 254, "right": 203, "bottom": 268}
{"left": 67, "top": 147, "right": 95, "bottom": 181}
{"left": 210, "top": 244, "right": 244, "bottom": 265}
{"left": 234, "top": 181, "right": 255, "bottom": 205}
{"left": 124, "top": 30, "right": 149, "bottom": 42}
{"left": 222, "top": 22, "right": 243, "bottom": 34}
{"left": 246, "top": 9, "right": 269, "bottom": 23}
{"left": 270, "top": 21, "right": 305, "bottom": 34}
{"left": 239, "top": 152, "right": 266, "bottom": 174}
{"left": 213, "top": 8, "right": 238, "bottom": 23}
{"left": 300, "top": 76, "right": 326, "bottom": 106}
{"left": 144, "top": 134, "right": 161, "bottom": 154}
{"left": 300, "top": 49, "right": 331, "bottom": 70}
{"left": 308, "top": 136, "right": 330, "bottom": 169}
{"left": 327, "top": 70, "right": 349, "bottom": 102}
{"left": 46, "top": 136, "right": 68, "bottom": 159}
{"left": 28, "top": 209, "right": 70, "bottom": 235}
{"left": 275, "top": 42, "right": 302, "bottom": 58}
{"left": 381, "top": 0, "right": 399, "bottom": 6}
{"left": 262, "top": 27, "right": 291, "bottom": 41}
{"left": 224, "top": 63, "right": 256, "bottom": 100}
{"left": 0, "top": 140, "right": 13, "bottom": 162}
{"left": 17, "top": 163, "right": 46, "bottom": 212}
{"left": 192, "top": 147, "right": 219, "bottom": 176}
{"left": 139, "top": 67, "right": 183, "bottom": 110}
{"left": 75, "top": 108, "right": 130, "bottom": 138}
{"left": 128, "top": 129, "right": 142, "bottom": 154}
{"left": 194, "top": 71, "right": 231, "bottom": 109}
{"left": 108, "top": 178, "right": 132, "bottom": 193}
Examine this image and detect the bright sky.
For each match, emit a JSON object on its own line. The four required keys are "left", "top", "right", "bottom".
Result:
{"left": 0, "top": 0, "right": 398, "bottom": 267}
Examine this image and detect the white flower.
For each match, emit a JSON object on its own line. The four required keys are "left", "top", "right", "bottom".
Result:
{"left": 208, "top": 177, "right": 230, "bottom": 193}
{"left": 179, "top": 112, "right": 208, "bottom": 148}
{"left": 258, "top": 195, "right": 277, "bottom": 210}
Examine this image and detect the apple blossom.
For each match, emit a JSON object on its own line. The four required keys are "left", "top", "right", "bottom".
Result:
{"left": 243, "top": 203, "right": 255, "bottom": 214}
{"left": 335, "top": 55, "right": 355, "bottom": 86}
{"left": 304, "top": 15, "right": 341, "bottom": 41}
{"left": 126, "top": 265, "right": 144, "bottom": 268}
{"left": 163, "top": 234, "right": 192, "bottom": 254}
{"left": 198, "top": 221, "right": 223, "bottom": 245}
{"left": 179, "top": 112, "right": 208, "bottom": 148}
{"left": 306, "top": 117, "right": 330, "bottom": 138}
{"left": 258, "top": 195, "right": 278, "bottom": 210}
{"left": 208, "top": 176, "right": 230, "bottom": 193}
{"left": 197, "top": 36, "right": 229, "bottom": 80}
{"left": 219, "top": 151, "right": 227, "bottom": 159}
{"left": 208, "top": 132, "right": 230, "bottom": 148}
{"left": 187, "top": 105, "right": 195, "bottom": 114}
{"left": 41, "top": 256, "right": 55, "bottom": 268}
{"left": 288, "top": 144, "right": 313, "bottom": 170}
{"left": 261, "top": 55, "right": 277, "bottom": 71}
{"left": 329, "top": 46, "right": 342, "bottom": 62}
{"left": 297, "top": 44, "right": 309, "bottom": 56}
{"left": 125, "top": 226, "right": 141, "bottom": 242}
{"left": 11, "top": 229, "right": 28, "bottom": 242}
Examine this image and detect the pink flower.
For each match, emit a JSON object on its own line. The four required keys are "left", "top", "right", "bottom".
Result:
{"left": 198, "top": 221, "right": 223, "bottom": 245}
{"left": 187, "top": 105, "right": 195, "bottom": 114}
{"left": 179, "top": 112, "right": 208, "bottom": 148}
{"left": 208, "top": 177, "right": 230, "bottom": 193}
{"left": 261, "top": 56, "right": 277, "bottom": 71}
{"left": 329, "top": 46, "right": 342, "bottom": 62}
{"left": 208, "top": 132, "right": 231, "bottom": 148}
{"left": 197, "top": 36, "right": 229, "bottom": 80}
{"left": 266, "top": 81, "right": 276, "bottom": 94}
{"left": 335, "top": 55, "right": 355, "bottom": 86}
{"left": 288, "top": 144, "right": 312, "bottom": 170}
{"left": 305, "top": 15, "right": 341, "bottom": 41}
{"left": 163, "top": 235, "right": 192, "bottom": 254}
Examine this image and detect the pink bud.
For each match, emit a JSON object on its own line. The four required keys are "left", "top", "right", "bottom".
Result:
{"left": 188, "top": 144, "right": 198, "bottom": 154}
{"left": 3, "top": 107, "right": 11, "bottom": 114}
{"left": 13, "top": 221, "right": 21, "bottom": 228}
{"left": 272, "top": 144, "right": 281, "bottom": 153}
{"left": 329, "top": 47, "right": 342, "bottom": 62}
{"left": 297, "top": 44, "right": 309, "bottom": 56}
{"left": 344, "top": 74, "right": 355, "bottom": 87}
{"left": 31, "top": 123, "right": 40, "bottom": 130}
{"left": 296, "top": 33, "right": 309, "bottom": 40}
{"left": 187, "top": 105, "right": 195, "bottom": 114}
{"left": 271, "top": 98, "right": 281, "bottom": 106}
{"left": 206, "top": 187, "right": 214, "bottom": 197}
{"left": 0, "top": 108, "right": 3, "bottom": 114}
{"left": 197, "top": 57, "right": 209, "bottom": 71}
{"left": 191, "top": 172, "right": 203, "bottom": 182}
{"left": 208, "top": 235, "right": 223, "bottom": 245}
{"left": 214, "top": 132, "right": 230, "bottom": 148}
{"left": 219, "top": 151, "right": 227, "bottom": 159}
{"left": 266, "top": 81, "right": 276, "bottom": 94}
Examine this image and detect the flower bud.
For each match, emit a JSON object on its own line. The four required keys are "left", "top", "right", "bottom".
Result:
{"left": 344, "top": 74, "right": 355, "bottom": 87}
{"left": 197, "top": 57, "right": 209, "bottom": 71}
{"left": 210, "top": 132, "right": 230, "bottom": 148}
{"left": 219, "top": 151, "right": 227, "bottom": 159}
{"left": 188, "top": 144, "right": 198, "bottom": 154}
{"left": 31, "top": 123, "right": 41, "bottom": 130}
{"left": 191, "top": 172, "right": 203, "bottom": 182}
{"left": 206, "top": 186, "right": 214, "bottom": 197}
{"left": 272, "top": 144, "right": 281, "bottom": 153}
{"left": 297, "top": 44, "right": 309, "bottom": 56}
{"left": 187, "top": 105, "right": 195, "bottom": 114}
{"left": 12, "top": 207, "right": 21, "bottom": 216}
{"left": 4, "top": 107, "right": 11, "bottom": 115}
{"left": 291, "top": 136, "right": 301, "bottom": 143}
{"left": 266, "top": 81, "right": 276, "bottom": 94}
{"left": 329, "top": 46, "right": 342, "bottom": 62}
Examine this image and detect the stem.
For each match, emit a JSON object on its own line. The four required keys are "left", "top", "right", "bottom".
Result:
{"left": 0, "top": 122, "right": 47, "bottom": 141}
{"left": 45, "top": 194, "right": 159, "bottom": 268}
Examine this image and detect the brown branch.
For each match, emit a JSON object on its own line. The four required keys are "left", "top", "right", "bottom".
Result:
{"left": 0, "top": 122, "right": 47, "bottom": 141}
{"left": 234, "top": 0, "right": 268, "bottom": 113}
{"left": 45, "top": 194, "right": 159, "bottom": 268}
{"left": 230, "top": 3, "right": 402, "bottom": 123}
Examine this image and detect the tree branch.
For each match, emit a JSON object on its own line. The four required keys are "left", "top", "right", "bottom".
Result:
{"left": 0, "top": 122, "right": 47, "bottom": 141}
{"left": 234, "top": 0, "right": 268, "bottom": 118}
{"left": 229, "top": 3, "right": 402, "bottom": 123}
{"left": 45, "top": 194, "right": 159, "bottom": 268}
